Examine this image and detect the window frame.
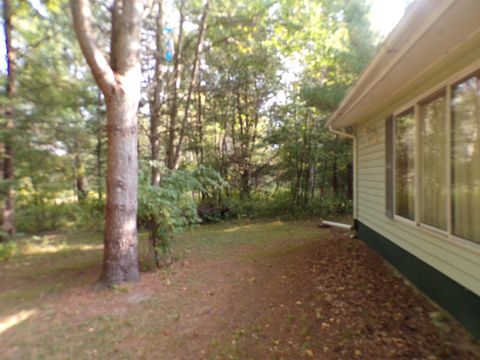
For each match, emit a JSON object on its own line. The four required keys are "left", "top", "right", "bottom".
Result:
{"left": 389, "top": 63, "right": 480, "bottom": 251}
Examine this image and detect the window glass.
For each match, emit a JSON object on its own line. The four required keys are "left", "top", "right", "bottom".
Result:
{"left": 451, "top": 76, "right": 480, "bottom": 243}
{"left": 395, "top": 109, "right": 415, "bottom": 220}
{"left": 420, "top": 94, "right": 447, "bottom": 230}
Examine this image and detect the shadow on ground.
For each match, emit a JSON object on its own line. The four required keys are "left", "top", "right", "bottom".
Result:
{"left": 0, "top": 220, "right": 479, "bottom": 359}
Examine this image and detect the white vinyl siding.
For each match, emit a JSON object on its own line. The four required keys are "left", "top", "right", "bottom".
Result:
{"left": 357, "top": 113, "right": 480, "bottom": 297}
{"left": 333, "top": 2, "right": 480, "bottom": 299}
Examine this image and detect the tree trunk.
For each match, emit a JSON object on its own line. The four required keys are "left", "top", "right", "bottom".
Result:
{"left": 71, "top": 0, "right": 143, "bottom": 285}
{"left": 165, "top": 0, "right": 185, "bottom": 170}
{"left": 150, "top": 0, "right": 164, "bottom": 186}
{"left": 332, "top": 136, "right": 339, "bottom": 195}
{"left": 101, "top": 84, "right": 140, "bottom": 284}
{"left": 195, "top": 88, "right": 204, "bottom": 165}
{"left": 346, "top": 162, "right": 353, "bottom": 200}
{"left": 309, "top": 163, "right": 316, "bottom": 199}
{"left": 2, "top": 0, "right": 16, "bottom": 238}
{"left": 240, "top": 167, "right": 250, "bottom": 200}
{"left": 96, "top": 107, "right": 104, "bottom": 204}
{"left": 150, "top": 112, "right": 161, "bottom": 186}
{"left": 74, "top": 154, "right": 88, "bottom": 201}
{"left": 332, "top": 159, "right": 338, "bottom": 195}
{"left": 172, "top": 0, "right": 210, "bottom": 168}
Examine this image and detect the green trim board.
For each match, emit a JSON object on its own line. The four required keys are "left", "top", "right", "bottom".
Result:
{"left": 357, "top": 221, "right": 480, "bottom": 339}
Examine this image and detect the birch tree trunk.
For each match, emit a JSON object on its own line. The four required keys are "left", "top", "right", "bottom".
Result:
{"left": 71, "top": 0, "right": 143, "bottom": 285}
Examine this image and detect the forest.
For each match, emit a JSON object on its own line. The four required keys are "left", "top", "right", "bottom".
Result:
{"left": 0, "top": 0, "right": 377, "bottom": 281}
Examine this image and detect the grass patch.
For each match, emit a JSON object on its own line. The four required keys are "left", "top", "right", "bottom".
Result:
{"left": 173, "top": 219, "right": 323, "bottom": 259}
{"left": 0, "top": 220, "right": 476, "bottom": 359}
{"left": 0, "top": 219, "right": 328, "bottom": 359}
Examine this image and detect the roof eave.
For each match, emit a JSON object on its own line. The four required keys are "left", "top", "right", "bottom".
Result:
{"left": 326, "top": 0, "right": 456, "bottom": 129}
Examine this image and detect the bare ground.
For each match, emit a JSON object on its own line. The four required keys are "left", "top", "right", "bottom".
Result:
{"left": 0, "top": 220, "right": 479, "bottom": 359}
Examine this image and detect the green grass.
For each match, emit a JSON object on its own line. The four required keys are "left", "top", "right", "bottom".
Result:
{"left": 0, "top": 219, "right": 328, "bottom": 359}
{"left": 174, "top": 219, "right": 322, "bottom": 259}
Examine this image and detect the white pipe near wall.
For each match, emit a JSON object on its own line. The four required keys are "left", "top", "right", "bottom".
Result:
{"left": 321, "top": 220, "right": 353, "bottom": 230}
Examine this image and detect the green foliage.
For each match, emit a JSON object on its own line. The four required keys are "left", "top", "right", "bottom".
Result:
{"left": 293, "top": 194, "right": 353, "bottom": 217}
{"left": 215, "top": 191, "right": 352, "bottom": 221}
{"left": 0, "top": 241, "right": 18, "bottom": 261}
{"left": 2, "top": 0, "right": 105, "bottom": 235}
{"left": 16, "top": 200, "right": 104, "bottom": 234}
{"left": 300, "top": 84, "right": 347, "bottom": 111}
{"left": 2, "top": 0, "right": 376, "bottom": 237}
{"left": 223, "top": 197, "right": 264, "bottom": 220}
{"left": 138, "top": 165, "right": 226, "bottom": 261}
{"left": 197, "top": 200, "right": 226, "bottom": 223}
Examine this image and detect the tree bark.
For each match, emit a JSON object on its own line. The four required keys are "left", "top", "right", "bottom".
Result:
{"left": 150, "top": 0, "right": 164, "bottom": 186}
{"left": 346, "top": 162, "right": 353, "bottom": 200}
{"left": 2, "top": 0, "right": 16, "bottom": 238}
{"left": 165, "top": 0, "right": 185, "bottom": 170}
{"left": 332, "top": 136, "right": 339, "bottom": 195}
{"left": 102, "top": 88, "right": 140, "bottom": 284}
{"left": 195, "top": 88, "right": 204, "bottom": 165}
{"left": 240, "top": 168, "right": 250, "bottom": 200}
{"left": 96, "top": 93, "right": 104, "bottom": 204}
{"left": 71, "top": 0, "right": 142, "bottom": 285}
{"left": 74, "top": 153, "right": 88, "bottom": 201}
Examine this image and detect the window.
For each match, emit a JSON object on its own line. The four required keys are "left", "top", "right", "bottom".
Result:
{"left": 385, "top": 116, "right": 394, "bottom": 219}
{"left": 395, "top": 109, "right": 415, "bottom": 220}
{"left": 451, "top": 75, "right": 480, "bottom": 244}
{"left": 420, "top": 93, "right": 447, "bottom": 230}
{"left": 386, "top": 71, "right": 480, "bottom": 245}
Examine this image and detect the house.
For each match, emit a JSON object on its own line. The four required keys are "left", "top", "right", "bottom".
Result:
{"left": 327, "top": 0, "right": 480, "bottom": 338}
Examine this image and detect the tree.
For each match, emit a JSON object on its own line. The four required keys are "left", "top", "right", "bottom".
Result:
{"left": 70, "top": 0, "right": 143, "bottom": 285}
{"left": 0, "top": 0, "right": 377, "bottom": 239}
{"left": 147, "top": 0, "right": 165, "bottom": 186}
{"left": 2, "top": 0, "right": 16, "bottom": 238}
{"left": 197, "top": 0, "right": 282, "bottom": 200}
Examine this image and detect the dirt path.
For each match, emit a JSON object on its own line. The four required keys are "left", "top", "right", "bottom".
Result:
{"left": 1, "top": 221, "right": 479, "bottom": 359}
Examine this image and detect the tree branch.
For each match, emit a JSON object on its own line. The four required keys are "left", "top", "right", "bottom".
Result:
{"left": 70, "top": 0, "right": 115, "bottom": 96}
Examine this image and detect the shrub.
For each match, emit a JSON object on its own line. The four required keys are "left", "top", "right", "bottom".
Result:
{"left": 0, "top": 241, "right": 18, "bottom": 261}
{"left": 214, "top": 192, "right": 352, "bottom": 220}
{"left": 197, "top": 201, "right": 228, "bottom": 223}
{"left": 138, "top": 165, "right": 226, "bottom": 267}
{"left": 16, "top": 200, "right": 104, "bottom": 234}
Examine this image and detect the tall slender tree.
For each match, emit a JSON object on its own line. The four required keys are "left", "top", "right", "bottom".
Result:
{"left": 70, "top": 0, "right": 143, "bottom": 285}
{"left": 2, "top": 0, "right": 16, "bottom": 238}
{"left": 149, "top": 0, "right": 165, "bottom": 186}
